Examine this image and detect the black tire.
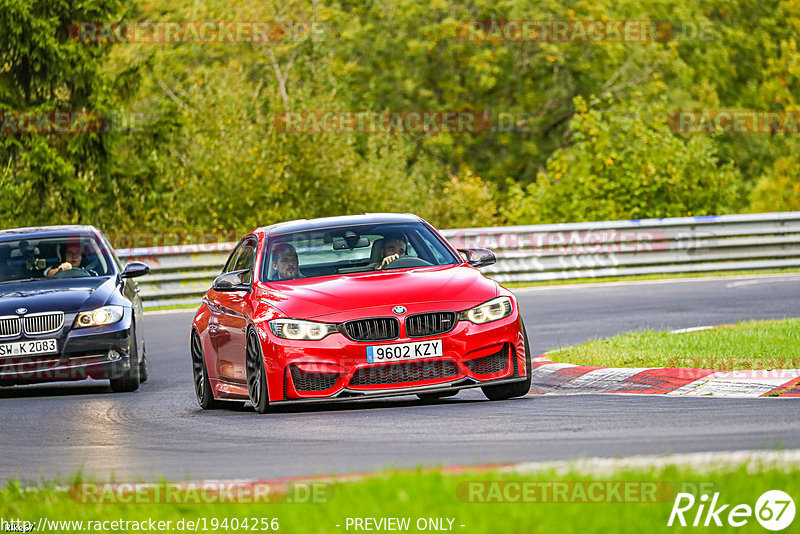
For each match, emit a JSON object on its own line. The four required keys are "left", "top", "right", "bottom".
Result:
{"left": 191, "top": 330, "right": 223, "bottom": 409}
{"left": 138, "top": 339, "right": 148, "bottom": 383}
{"left": 245, "top": 328, "right": 270, "bottom": 414}
{"left": 417, "top": 391, "right": 458, "bottom": 401}
{"left": 109, "top": 323, "right": 141, "bottom": 393}
{"left": 481, "top": 322, "right": 532, "bottom": 401}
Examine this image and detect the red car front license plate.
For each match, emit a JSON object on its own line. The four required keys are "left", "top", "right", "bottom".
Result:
{"left": 366, "top": 339, "right": 443, "bottom": 363}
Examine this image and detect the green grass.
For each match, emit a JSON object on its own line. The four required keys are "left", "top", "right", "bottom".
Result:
{"left": 2, "top": 462, "right": 798, "bottom": 533}
{"left": 548, "top": 319, "right": 800, "bottom": 370}
{"left": 503, "top": 268, "right": 800, "bottom": 288}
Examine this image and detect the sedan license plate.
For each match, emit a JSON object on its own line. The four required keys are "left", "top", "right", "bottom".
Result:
{"left": 0, "top": 339, "right": 58, "bottom": 357}
{"left": 366, "top": 339, "right": 443, "bottom": 363}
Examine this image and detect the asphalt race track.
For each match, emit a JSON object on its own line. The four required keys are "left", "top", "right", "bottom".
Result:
{"left": 2, "top": 274, "right": 799, "bottom": 482}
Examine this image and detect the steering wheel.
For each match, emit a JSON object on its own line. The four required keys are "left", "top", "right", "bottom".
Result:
{"left": 52, "top": 267, "right": 93, "bottom": 278}
{"left": 381, "top": 255, "right": 432, "bottom": 270}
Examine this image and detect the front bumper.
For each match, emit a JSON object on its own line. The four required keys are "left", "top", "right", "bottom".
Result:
{"left": 0, "top": 323, "right": 133, "bottom": 385}
{"left": 270, "top": 375, "right": 528, "bottom": 406}
{"left": 242, "top": 312, "right": 527, "bottom": 403}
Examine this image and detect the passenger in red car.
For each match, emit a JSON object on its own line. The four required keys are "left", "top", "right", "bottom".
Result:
{"left": 271, "top": 243, "right": 301, "bottom": 280}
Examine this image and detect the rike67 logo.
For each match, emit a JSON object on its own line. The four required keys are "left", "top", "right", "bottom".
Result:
{"left": 668, "top": 490, "right": 795, "bottom": 531}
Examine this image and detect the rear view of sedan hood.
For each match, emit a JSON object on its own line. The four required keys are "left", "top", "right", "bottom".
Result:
{"left": 0, "top": 277, "right": 116, "bottom": 315}
{"left": 259, "top": 265, "right": 498, "bottom": 320}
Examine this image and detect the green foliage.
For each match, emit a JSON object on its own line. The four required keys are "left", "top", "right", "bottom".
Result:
{"left": 431, "top": 168, "right": 500, "bottom": 229}
{"left": 749, "top": 155, "right": 800, "bottom": 213}
{"left": 505, "top": 95, "right": 741, "bottom": 223}
{"left": 0, "top": 0, "right": 174, "bottom": 231}
{"left": 1, "top": 0, "right": 798, "bottom": 238}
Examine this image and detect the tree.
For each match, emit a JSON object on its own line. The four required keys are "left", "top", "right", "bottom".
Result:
{"left": 505, "top": 96, "right": 740, "bottom": 223}
{"left": 749, "top": 155, "right": 800, "bottom": 213}
{"left": 0, "top": 0, "right": 167, "bottom": 231}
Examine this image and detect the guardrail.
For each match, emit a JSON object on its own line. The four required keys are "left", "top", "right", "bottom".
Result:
{"left": 117, "top": 212, "right": 800, "bottom": 308}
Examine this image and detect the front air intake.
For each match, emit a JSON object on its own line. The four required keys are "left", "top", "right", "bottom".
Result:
{"left": 289, "top": 364, "right": 339, "bottom": 392}
{"left": 0, "top": 316, "right": 21, "bottom": 338}
{"left": 405, "top": 312, "right": 456, "bottom": 337}
{"left": 24, "top": 312, "right": 64, "bottom": 335}
{"left": 464, "top": 345, "right": 508, "bottom": 375}
{"left": 341, "top": 318, "right": 399, "bottom": 341}
{"left": 349, "top": 360, "right": 459, "bottom": 386}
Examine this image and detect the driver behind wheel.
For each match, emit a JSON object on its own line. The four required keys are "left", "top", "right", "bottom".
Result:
{"left": 271, "top": 243, "right": 302, "bottom": 280}
{"left": 45, "top": 240, "right": 96, "bottom": 278}
{"left": 373, "top": 232, "right": 408, "bottom": 270}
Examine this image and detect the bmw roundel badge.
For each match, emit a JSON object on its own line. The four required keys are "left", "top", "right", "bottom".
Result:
{"left": 392, "top": 306, "right": 406, "bottom": 315}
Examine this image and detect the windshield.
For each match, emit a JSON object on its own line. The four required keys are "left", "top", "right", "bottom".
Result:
{"left": 262, "top": 222, "right": 461, "bottom": 282}
{"left": 0, "top": 234, "right": 113, "bottom": 283}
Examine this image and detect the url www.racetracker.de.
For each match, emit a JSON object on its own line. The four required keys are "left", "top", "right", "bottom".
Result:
{"left": 1, "top": 517, "right": 280, "bottom": 532}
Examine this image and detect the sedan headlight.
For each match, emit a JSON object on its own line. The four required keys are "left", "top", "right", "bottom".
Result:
{"left": 458, "top": 297, "right": 513, "bottom": 324}
{"left": 75, "top": 306, "right": 124, "bottom": 328}
{"left": 269, "top": 319, "right": 339, "bottom": 340}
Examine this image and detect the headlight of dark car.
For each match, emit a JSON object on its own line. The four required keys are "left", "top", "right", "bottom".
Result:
{"left": 75, "top": 305, "right": 124, "bottom": 328}
{"left": 269, "top": 319, "right": 339, "bottom": 340}
{"left": 458, "top": 297, "right": 513, "bottom": 324}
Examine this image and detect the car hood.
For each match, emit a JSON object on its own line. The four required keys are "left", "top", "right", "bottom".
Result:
{"left": 258, "top": 265, "right": 498, "bottom": 320}
{"left": 0, "top": 277, "right": 117, "bottom": 315}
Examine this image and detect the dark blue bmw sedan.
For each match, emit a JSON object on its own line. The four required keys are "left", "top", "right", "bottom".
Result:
{"left": 0, "top": 226, "right": 149, "bottom": 392}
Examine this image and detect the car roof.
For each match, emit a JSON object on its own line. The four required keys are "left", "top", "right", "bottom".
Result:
{"left": 255, "top": 213, "right": 425, "bottom": 237}
{"left": 0, "top": 225, "right": 101, "bottom": 240}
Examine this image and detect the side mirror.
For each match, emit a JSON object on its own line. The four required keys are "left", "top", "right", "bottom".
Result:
{"left": 121, "top": 261, "right": 150, "bottom": 278}
{"left": 213, "top": 269, "right": 251, "bottom": 292}
{"left": 458, "top": 248, "right": 496, "bottom": 268}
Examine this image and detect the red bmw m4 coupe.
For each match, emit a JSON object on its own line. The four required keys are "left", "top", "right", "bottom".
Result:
{"left": 190, "top": 213, "right": 530, "bottom": 413}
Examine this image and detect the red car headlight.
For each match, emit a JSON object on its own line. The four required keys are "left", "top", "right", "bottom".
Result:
{"left": 458, "top": 297, "right": 513, "bottom": 325}
{"left": 268, "top": 319, "right": 339, "bottom": 340}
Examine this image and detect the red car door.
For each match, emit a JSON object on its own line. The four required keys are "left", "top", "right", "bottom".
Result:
{"left": 212, "top": 237, "right": 257, "bottom": 384}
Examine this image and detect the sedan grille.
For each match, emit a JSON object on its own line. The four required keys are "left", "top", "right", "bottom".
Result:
{"left": 405, "top": 312, "right": 456, "bottom": 337}
{"left": 349, "top": 360, "right": 459, "bottom": 386}
{"left": 0, "top": 316, "right": 21, "bottom": 338}
{"left": 341, "top": 318, "right": 399, "bottom": 341}
{"left": 464, "top": 346, "right": 508, "bottom": 375}
{"left": 289, "top": 365, "right": 339, "bottom": 392}
{"left": 24, "top": 312, "right": 64, "bottom": 335}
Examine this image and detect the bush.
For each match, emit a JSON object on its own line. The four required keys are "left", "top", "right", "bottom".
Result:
{"left": 505, "top": 96, "right": 741, "bottom": 224}
{"left": 748, "top": 155, "right": 800, "bottom": 213}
